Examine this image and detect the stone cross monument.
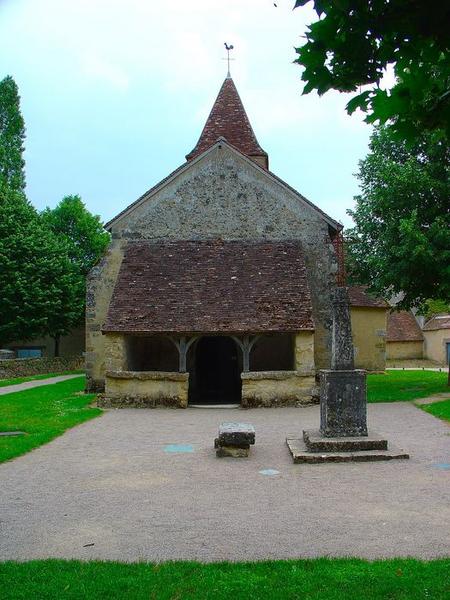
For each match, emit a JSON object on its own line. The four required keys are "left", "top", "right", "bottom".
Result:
{"left": 286, "top": 287, "right": 409, "bottom": 463}
{"left": 320, "top": 287, "right": 368, "bottom": 437}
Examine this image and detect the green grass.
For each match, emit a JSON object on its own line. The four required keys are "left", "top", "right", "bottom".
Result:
{"left": 0, "top": 377, "right": 101, "bottom": 463}
{"left": 0, "top": 370, "right": 84, "bottom": 388}
{"left": 0, "top": 558, "right": 448, "bottom": 599}
{"left": 367, "top": 370, "right": 449, "bottom": 403}
{"left": 421, "top": 398, "right": 450, "bottom": 423}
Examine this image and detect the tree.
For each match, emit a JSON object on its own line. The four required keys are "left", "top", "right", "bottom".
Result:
{"left": 0, "top": 76, "right": 26, "bottom": 191}
{"left": 42, "top": 195, "right": 110, "bottom": 276}
{"left": 293, "top": 1, "right": 450, "bottom": 140}
{"left": 41, "top": 196, "right": 110, "bottom": 355}
{"left": 0, "top": 184, "right": 78, "bottom": 349}
{"left": 346, "top": 127, "right": 450, "bottom": 310}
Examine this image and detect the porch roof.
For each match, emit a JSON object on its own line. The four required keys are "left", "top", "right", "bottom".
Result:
{"left": 103, "top": 240, "right": 314, "bottom": 334}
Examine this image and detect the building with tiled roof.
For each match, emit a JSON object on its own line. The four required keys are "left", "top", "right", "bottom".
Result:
{"left": 347, "top": 286, "right": 388, "bottom": 372}
{"left": 423, "top": 314, "right": 450, "bottom": 365}
{"left": 385, "top": 310, "right": 424, "bottom": 361}
{"left": 86, "top": 73, "right": 349, "bottom": 407}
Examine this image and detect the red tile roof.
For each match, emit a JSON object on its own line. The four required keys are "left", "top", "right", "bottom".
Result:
{"left": 387, "top": 311, "right": 424, "bottom": 342}
{"left": 423, "top": 315, "right": 450, "bottom": 331}
{"left": 348, "top": 286, "right": 388, "bottom": 309}
{"left": 103, "top": 240, "right": 314, "bottom": 334}
{"left": 186, "top": 77, "right": 268, "bottom": 165}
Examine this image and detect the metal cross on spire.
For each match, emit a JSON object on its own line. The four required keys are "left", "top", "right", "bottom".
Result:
{"left": 223, "top": 42, "right": 235, "bottom": 78}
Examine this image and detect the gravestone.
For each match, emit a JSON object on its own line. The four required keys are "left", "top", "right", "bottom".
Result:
{"left": 286, "top": 287, "right": 409, "bottom": 463}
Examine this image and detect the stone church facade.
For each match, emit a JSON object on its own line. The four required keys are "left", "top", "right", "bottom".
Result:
{"left": 86, "top": 76, "right": 345, "bottom": 407}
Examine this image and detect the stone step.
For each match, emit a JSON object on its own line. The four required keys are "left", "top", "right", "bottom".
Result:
{"left": 303, "top": 429, "right": 388, "bottom": 452}
{"left": 286, "top": 438, "right": 409, "bottom": 464}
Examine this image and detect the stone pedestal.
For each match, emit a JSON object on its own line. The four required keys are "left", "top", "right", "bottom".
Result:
{"left": 320, "top": 369, "right": 367, "bottom": 437}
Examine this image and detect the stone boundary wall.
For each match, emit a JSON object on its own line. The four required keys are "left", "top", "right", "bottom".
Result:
{"left": 0, "top": 356, "right": 84, "bottom": 379}
{"left": 241, "top": 370, "right": 317, "bottom": 408}
{"left": 100, "top": 370, "right": 189, "bottom": 408}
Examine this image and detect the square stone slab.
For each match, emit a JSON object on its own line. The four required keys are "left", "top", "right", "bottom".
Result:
{"left": 286, "top": 438, "right": 409, "bottom": 463}
{"left": 303, "top": 429, "right": 388, "bottom": 452}
{"left": 218, "top": 422, "right": 255, "bottom": 447}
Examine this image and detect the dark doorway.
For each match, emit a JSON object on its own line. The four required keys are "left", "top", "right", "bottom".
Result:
{"left": 189, "top": 336, "right": 241, "bottom": 405}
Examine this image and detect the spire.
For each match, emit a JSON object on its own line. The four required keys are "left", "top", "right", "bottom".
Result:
{"left": 186, "top": 77, "right": 269, "bottom": 169}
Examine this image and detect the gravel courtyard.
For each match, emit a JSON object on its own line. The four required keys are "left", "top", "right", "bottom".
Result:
{"left": 0, "top": 403, "right": 449, "bottom": 562}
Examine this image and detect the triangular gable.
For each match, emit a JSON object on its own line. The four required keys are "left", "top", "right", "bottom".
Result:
{"left": 105, "top": 138, "right": 341, "bottom": 231}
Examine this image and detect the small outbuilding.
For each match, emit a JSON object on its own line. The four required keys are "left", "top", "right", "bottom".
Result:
{"left": 386, "top": 311, "right": 424, "bottom": 361}
{"left": 348, "top": 286, "right": 388, "bottom": 372}
{"left": 423, "top": 315, "right": 450, "bottom": 365}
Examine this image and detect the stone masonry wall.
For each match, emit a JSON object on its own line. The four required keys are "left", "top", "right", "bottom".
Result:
{"left": 101, "top": 371, "right": 189, "bottom": 408}
{"left": 85, "top": 240, "right": 125, "bottom": 392}
{"left": 0, "top": 356, "right": 83, "bottom": 379}
{"left": 294, "top": 332, "right": 315, "bottom": 374}
{"left": 241, "top": 371, "right": 316, "bottom": 407}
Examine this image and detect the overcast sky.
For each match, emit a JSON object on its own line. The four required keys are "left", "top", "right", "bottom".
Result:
{"left": 0, "top": 0, "right": 374, "bottom": 228}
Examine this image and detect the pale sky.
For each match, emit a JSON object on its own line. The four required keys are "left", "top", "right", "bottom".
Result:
{"left": 0, "top": 0, "right": 374, "bottom": 228}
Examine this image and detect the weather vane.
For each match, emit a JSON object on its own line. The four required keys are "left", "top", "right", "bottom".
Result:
{"left": 223, "top": 42, "right": 235, "bottom": 77}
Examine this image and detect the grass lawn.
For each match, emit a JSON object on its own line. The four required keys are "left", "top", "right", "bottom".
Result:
{"left": 0, "top": 371, "right": 84, "bottom": 388}
{"left": 421, "top": 398, "right": 450, "bottom": 423}
{"left": 0, "top": 377, "right": 100, "bottom": 463}
{"left": 0, "top": 558, "right": 448, "bottom": 600}
{"left": 367, "top": 370, "right": 449, "bottom": 403}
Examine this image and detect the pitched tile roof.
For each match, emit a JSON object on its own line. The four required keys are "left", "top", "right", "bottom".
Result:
{"left": 387, "top": 311, "right": 424, "bottom": 342}
{"left": 423, "top": 315, "right": 450, "bottom": 331}
{"left": 103, "top": 240, "right": 314, "bottom": 334}
{"left": 348, "top": 286, "right": 388, "bottom": 309}
{"left": 186, "top": 77, "right": 268, "bottom": 165}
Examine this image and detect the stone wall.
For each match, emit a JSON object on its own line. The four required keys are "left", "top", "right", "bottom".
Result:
{"left": 386, "top": 340, "right": 423, "bottom": 361}
{"left": 85, "top": 240, "right": 125, "bottom": 392}
{"left": 0, "top": 356, "right": 83, "bottom": 379}
{"left": 101, "top": 371, "right": 189, "bottom": 408}
{"left": 294, "top": 332, "right": 315, "bottom": 374}
{"left": 241, "top": 371, "right": 316, "bottom": 407}
{"left": 350, "top": 306, "right": 387, "bottom": 372}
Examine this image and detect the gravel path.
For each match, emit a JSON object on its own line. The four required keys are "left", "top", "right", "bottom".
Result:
{"left": 0, "top": 403, "right": 449, "bottom": 562}
{"left": 414, "top": 393, "right": 450, "bottom": 405}
{"left": 0, "top": 374, "right": 83, "bottom": 396}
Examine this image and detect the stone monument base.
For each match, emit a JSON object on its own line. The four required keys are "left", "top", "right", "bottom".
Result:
{"left": 286, "top": 430, "right": 409, "bottom": 463}
{"left": 320, "top": 370, "right": 367, "bottom": 437}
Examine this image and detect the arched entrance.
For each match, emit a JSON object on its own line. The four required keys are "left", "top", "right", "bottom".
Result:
{"left": 189, "top": 336, "right": 241, "bottom": 405}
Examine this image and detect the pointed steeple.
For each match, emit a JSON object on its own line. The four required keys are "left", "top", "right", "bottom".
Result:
{"left": 186, "top": 77, "right": 268, "bottom": 169}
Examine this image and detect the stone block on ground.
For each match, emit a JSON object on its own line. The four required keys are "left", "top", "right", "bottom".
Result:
{"left": 218, "top": 422, "right": 255, "bottom": 447}
{"left": 216, "top": 446, "right": 249, "bottom": 458}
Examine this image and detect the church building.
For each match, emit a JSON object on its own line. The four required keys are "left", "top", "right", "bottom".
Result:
{"left": 86, "top": 75, "right": 345, "bottom": 407}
